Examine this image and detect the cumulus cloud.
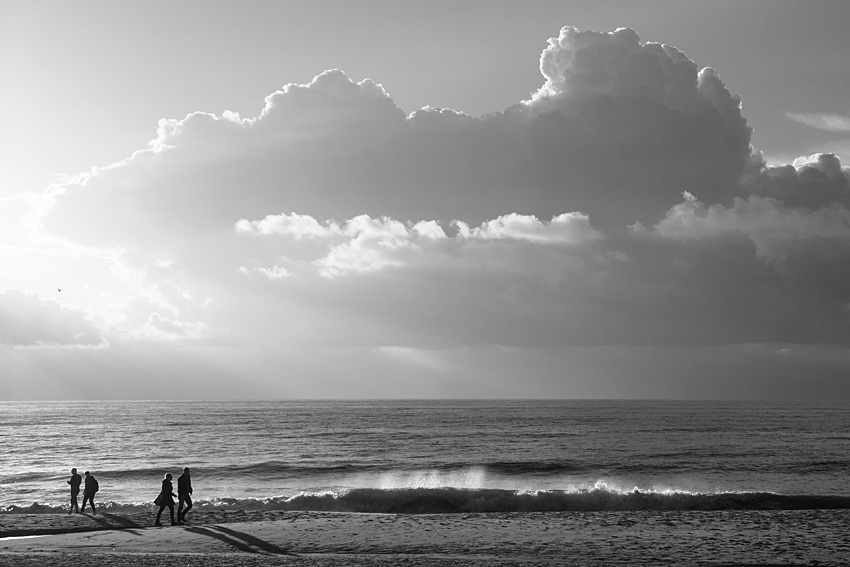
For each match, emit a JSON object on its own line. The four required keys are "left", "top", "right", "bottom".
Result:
{"left": 455, "top": 212, "right": 602, "bottom": 244}
{"left": 743, "top": 153, "right": 850, "bottom": 209}
{"left": 650, "top": 191, "right": 850, "bottom": 261}
{"left": 235, "top": 213, "right": 340, "bottom": 239}
{"left": 522, "top": 27, "right": 758, "bottom": 226}
{"left": 0, "top": 290, "right": 104, "bottom": 347}
{"left": 792, "top": 153, "right": 848, "bottom": 177}
{"left": 236, "top": 211, "right": 602, "bottom": 278}
{"left": 13, "top": 24, "right": 850, "bottom": 362}
{"left": 532, "top": 26, "right": 751, "bottom": 141}
{"left": 533, "top": 26, "right": 734, "bottom": 121}
{"left": 41, "top": 24, "right": 766, "bottom": 266}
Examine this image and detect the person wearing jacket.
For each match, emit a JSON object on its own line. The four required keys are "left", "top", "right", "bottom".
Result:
{"left": 80, "top": 471, "right": 98, "bottom": 514}
{"left": 154, "top": 473, "right": 177, "bottom": 526}
{"left": 67, "top": 468, "right": 82, "bottom": 513}
{"left": 177, "top": 467, "right": 193, "bottom": 524}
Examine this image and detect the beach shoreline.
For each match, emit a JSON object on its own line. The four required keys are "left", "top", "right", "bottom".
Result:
{"left": 3, "top": 509, "right": 850, "bottom": 565}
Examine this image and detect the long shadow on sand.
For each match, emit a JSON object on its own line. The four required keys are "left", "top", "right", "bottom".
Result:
{"left": 93, "top": 513, "right": 144, "bottom": 536}
{"left": 0, "top": 513, "right": 145, "bottom": 539}
{"left": 184, "top": 525, "right": 297, "bottom": 556}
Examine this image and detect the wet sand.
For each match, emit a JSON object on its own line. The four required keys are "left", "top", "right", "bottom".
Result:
{"left": 2, "top": 509, "right": 850, "bottom": 566}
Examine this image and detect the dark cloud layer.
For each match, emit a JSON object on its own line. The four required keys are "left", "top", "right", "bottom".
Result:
{"left": 748, "top": 154, "right": 850, "bottom": 208}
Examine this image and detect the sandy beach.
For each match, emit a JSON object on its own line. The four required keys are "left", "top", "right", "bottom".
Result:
{"left": 2, "top": 509, "right": 850, "bottom": 566}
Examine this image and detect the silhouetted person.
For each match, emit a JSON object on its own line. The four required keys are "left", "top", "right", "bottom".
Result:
{"left": 67, "top": 468, "right": 82, "bottom": 513}
{"left": 81, "top": 471, "right": 98, "bottom": 514}
{"left": 155, "top": 473, "right": 177, "bottom": 526}
{"left": 177, "top": 467, "right": 193, "bottom": 524}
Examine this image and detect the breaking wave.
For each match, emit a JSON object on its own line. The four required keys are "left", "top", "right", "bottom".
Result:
{"left": 4, "top": 486, "right": 850, "bottom": 515}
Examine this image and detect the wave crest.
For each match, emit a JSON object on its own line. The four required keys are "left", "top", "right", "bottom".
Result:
{"left": 4, "top": 486, "right": 850, "bottom": 514}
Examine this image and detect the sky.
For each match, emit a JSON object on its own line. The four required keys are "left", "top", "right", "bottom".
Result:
{"left": 2, "top": 0, "right": 850, "bottom": 400}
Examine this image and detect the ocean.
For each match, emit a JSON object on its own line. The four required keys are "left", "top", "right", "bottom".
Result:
{"left": 1, "top": 400, "right": 849, "bottom": 514}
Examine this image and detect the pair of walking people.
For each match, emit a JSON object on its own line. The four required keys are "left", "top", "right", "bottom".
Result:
{"left": 155, "top": 467, "right": 193, "bottom": 526}
{"left": 67, "top": 468, "right": 98, "bottom": 514}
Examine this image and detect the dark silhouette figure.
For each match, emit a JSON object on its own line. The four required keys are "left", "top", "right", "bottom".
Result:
{"left": 155, "top": 473, "right": 177, "bottom": 526}
{"left": 81, "top": 471, "right": 98, "bottom": 514}
{"left": 67, "top": 468, "right": 82, "bottom": 513}
{"left": 177, "top": 467, "right": 193, "bottom": 524}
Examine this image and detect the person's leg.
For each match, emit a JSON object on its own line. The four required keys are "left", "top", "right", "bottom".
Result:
{"left": 168, "top": 502, "right": 176, "bottom": 525}
{"left": 178, "top": 494, "right": 192, "bottom": 522}
{"left": 70, "top": 491, "right": 78, "bottom": 513}
{"left": 90, "top": 494, "right": 96, "bottom": 514}
{"left": 81, "top": 494, "right": 90, "bottom": 513}
{"left": 156, "top": 504, "right": 165, "bottom": 525}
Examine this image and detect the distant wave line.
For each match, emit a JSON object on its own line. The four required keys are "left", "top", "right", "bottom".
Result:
{"left": 8, "top": 456, "right": 849, "bottom": 486}
{"left": 2, "top": 460, "right": 601, "bottom": 483}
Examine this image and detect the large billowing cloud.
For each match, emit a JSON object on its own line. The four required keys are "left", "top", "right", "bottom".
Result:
{"left": 43, "top": 27, "right": 758, "bottom": 248}
{"left": 7, "top": 26, "right": 850, "bottom": 397}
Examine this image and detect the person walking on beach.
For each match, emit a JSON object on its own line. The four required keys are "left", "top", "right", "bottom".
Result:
{"left": 155, "top": 473, "right": 177, "bottom": 526}
{"left": 177, "top": 467, "right": 193, "bottom": 524}
{"left": 67, "top": 468, "right": 82, "bottom": 513}
{"left": 80, "top": 471, "right": 98, "bottom": 514}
